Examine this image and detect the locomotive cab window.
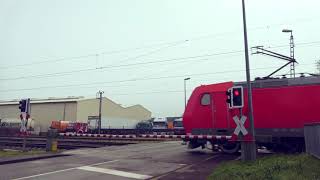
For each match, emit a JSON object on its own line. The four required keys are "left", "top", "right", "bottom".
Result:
{"left": 201, "top": 93, "right": 211, "bottom": 105}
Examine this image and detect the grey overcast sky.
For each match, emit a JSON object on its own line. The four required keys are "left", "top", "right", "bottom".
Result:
{"left": 0, "top": 0, "right": 319, "bottom": 117}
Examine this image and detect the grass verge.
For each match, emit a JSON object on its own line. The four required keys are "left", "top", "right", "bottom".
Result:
{"left": 208, "top": 154, "right": 320, "bottom": 180}
{"left": 0, "top": 149, "right": 46, "bottom": 157}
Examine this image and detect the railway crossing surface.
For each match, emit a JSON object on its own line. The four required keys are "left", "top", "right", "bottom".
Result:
{"left": 1, "top": 141, "right": 238, "bottom": 180}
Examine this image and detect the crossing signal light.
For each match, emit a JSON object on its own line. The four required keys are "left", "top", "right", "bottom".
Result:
{"left": 226, "top": 86, "right": 244, "bottom": 109}
{"left": 18, "top": 99, "right": 30, "bottom": 113}
{"left": 234, "top": 89, "right": 240, "bottom": 96}
{"left": 231, "top": 86, "right": 244, "bottom": 108}
{"left": 19, "top": 100, "right": 27, "bottom": 112}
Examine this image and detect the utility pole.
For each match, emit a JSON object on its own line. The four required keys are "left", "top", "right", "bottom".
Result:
{"left": 97, "top": 90, "right": 104, "bottom": 134}
{"left": 241, "top": 0, "right": 256, "bottom": 161}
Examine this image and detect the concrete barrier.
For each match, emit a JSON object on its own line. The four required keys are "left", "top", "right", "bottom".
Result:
{"left": 304, "top": 122, "right": 320, "bottom": 159}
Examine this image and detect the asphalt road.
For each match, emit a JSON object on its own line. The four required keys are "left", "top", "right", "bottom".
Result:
{"left": 0, "top": 141, "right": 238, "bottom": 180}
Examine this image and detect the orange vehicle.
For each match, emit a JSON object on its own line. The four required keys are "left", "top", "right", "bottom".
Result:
{"left": 167, "top": 121, "right": 174, "bottom": 129}
{"left": 50, "top": 120, "right": 69, "bottom": 132}
{"left": 51, "top": 120, "right": 88, "bottom": 133}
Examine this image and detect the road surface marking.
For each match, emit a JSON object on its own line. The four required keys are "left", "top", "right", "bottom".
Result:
{"left": 77, "top": 166, "right": 152, "bottom": 179}
{"left": 12, "top": 160, "right": 119, "bottom": 180}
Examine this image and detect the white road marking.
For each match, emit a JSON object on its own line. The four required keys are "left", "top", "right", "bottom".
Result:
{"left": 12, "top": 160, "right": 119, "bottom": 180}
{"left": 77, "top": 166, "right": 152, "bottom": 180}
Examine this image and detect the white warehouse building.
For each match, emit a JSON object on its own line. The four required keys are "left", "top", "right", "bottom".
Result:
{"left": 0, "top": 96, "right": 152, "bottom": 133}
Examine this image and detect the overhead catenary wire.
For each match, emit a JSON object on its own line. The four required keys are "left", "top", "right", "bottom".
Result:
{"left": 97, "top": 90, "right": 187, "bottom": 96}
{"left": 1, "top": 15, "right": 318, "bottom": 70}
{"left": 0, "top": 37, "right": 248, "bottom": 69}
{"left": 0, "top": 89, "right": 192, "bottom": 102}
{"left": 1, "top": 40, "right": 319, "bottom": 81}
{"left": 0, "top": 54, "right": 241, "bottom": 95}
{"left": 0, "top": 50, "right": 244, "bottom": 81}
{"left": 110, "top": 40, "right": 190, "bottom": 65}
{"left": 0, "top": 39, "right": 190, "bottom": 70}
{"left": 0, "top": 63, "right": 315, "bottom": 93}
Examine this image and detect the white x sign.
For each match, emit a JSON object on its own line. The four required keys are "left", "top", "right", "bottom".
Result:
{"left": 20, "top": 119, "right": 27, "bottom": 132}
{"left": 20, "top": 112, "right": 27, "bottom": 133}
{"left": 233, "top": 115, "right": 248, "bottom": 136}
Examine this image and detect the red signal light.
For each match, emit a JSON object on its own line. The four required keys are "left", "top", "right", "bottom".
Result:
{"left": 228, "top": 86, "right": 243, "bottom": 109}
{"left": 234, "top": 90, "right": 240, "bottom": 96}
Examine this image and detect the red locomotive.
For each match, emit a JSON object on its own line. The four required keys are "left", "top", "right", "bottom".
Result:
{"left": 183, "top": 76, "right": 320, "bottom": 153}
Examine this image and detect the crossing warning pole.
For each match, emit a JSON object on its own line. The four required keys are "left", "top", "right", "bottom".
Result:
{"left": 241, "top": 0, "right": 256, "bottom": 161}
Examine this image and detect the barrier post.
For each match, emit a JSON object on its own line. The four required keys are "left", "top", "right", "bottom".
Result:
{"left": 22, "top": 135, "right": 27, "bottom": 152}
{"left": 46, "top": 128, "right": 58, "bottom": 152}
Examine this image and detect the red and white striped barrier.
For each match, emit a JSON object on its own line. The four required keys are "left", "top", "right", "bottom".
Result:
{"left": 60, "top": 133, "right": 136, "bottom": 138}
{"left": 59, "top": 133, "right": 231, "bottom": 140}
{"left": 140, "top": 134, "right": 231, "bottom": 140}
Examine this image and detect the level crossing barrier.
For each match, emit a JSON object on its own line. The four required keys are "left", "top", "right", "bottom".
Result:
{"left": 59, "top": 133, "right": 232, "bottom": 140}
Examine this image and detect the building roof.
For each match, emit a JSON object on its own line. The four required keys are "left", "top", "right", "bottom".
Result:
{"left": 0, "top": 96, "right": 84, "bottom": 105}
{"left": 0, "top": 97, "right": 151, "bottom": 114}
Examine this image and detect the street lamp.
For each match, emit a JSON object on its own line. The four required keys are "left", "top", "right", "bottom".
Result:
{"left": 282, "top": 29, "right": 295, "bottom": 78}
{"left": 184, "top": 78, "right": 190, "bottom": 109}
{"left": 282, "top": 29, "right": 292, "bottom": 33}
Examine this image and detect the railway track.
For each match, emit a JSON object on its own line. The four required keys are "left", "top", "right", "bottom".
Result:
{"left": 0, "top": 133, "right": 230, "bottom": 150}
{"left": 0, "top": 136, "right": 166, "bottom": 150}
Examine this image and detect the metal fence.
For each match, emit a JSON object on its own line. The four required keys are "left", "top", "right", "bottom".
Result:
{"left": 304, "top": 123, "right": 320, "bottom": 159}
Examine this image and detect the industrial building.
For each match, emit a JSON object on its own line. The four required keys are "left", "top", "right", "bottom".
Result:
{"left": 0, "top": 96, "right": 152, "bottom": 133}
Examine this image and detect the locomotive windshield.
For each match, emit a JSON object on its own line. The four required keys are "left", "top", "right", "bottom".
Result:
{"left": 201, "top": 93, "right": 211, "bottom": 105}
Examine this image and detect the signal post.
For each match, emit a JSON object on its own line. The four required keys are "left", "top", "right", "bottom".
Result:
{"left": 227, "top": 86, "right": 256, "bottom": 161}
{"left": 240, "top": 0, "right": 256, "bottom": 161}
{"left": 18, "top": 98, "right": 31, "bottom": 151}
{"left": 19, "top": 99, "right": 31, "bottom": 133}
